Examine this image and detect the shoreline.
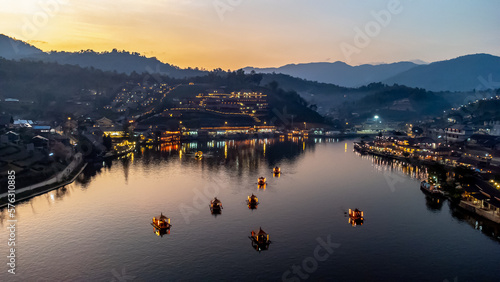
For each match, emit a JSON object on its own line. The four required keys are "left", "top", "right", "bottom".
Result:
{"left": 354, "top": 143, "right": 500, "bottom": 225}
{"left": 0, "top": 162, "right": 87, "bottom": 208}
{"left": 0, "top": 135, "right": 357, "bottom": 207}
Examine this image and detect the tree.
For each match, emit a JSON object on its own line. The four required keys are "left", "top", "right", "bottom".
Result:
{"left": 102, "top": 134, "right": 112, "bottom": 151}
{"left": 268, "top": 80, "right": 278, "bottom": 91}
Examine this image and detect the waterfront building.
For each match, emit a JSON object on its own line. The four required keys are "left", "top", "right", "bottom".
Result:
{"left": 460, "top": 182, "right": 500, "bottom": 224}
{"left": 94, "top": 117, "right": 124, "bottom": 138}
{"left": 190, "top": 90, "right": 268, "bottom": 117}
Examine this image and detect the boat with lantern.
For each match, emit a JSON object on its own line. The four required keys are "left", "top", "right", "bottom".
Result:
{"left": 195, "top": 151, "right": 203, "bottom": 159}
{"left": 348, "top": 209, "right": 364, "bottom": 226}
{"left": 258, "top": 177, "right": 266, "bottom": 185}
{"left": 247, "top": 194, "right": 259, "bottom": 209}
{"left": 154, "top": 227, "right": 170, "bottom": 237}
{"left": 151, "top": 213, "right": 171, "bottom": 230}
{"left": 210, "top": 197, "right": 223, "bottom": 214}
{"left": 420, "top": 180, "right": 445, "bottom": 198}
{"left": 249, "top": 227, "right": 271, "bottom": 251}
{"left": 273, "top": 167, "right": 281, "bottom": 174}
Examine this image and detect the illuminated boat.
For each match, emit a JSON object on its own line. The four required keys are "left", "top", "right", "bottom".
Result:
{"left": 273, "top": 167, "right": 281, "bottom": 174}
{"left": 210, "top": 197, "right": 223, "bottom": 214}
{"left": 348, "top": 209, "right": 364, "bottom": 226}
{"left": 247, "top": 194, "right": 259, "bottom": 209}
{"left": 258, "top": 177, "right": 266, "bottom": 185}
{"left": 152, "top": 213, "right": 171, "bottom": 229}
{"left": 104, "top": 140, "right": 136, "bottom": 158}
{"left": 154, "top": 228, "right": 170, "bottom": 237}
{"left": 195, "top": 151, "right": 203, "bottom": 159}
{"left": 249, "top": 227, "right": 271, "bottom": 251}
{"left": 420, "top": 181, "right": 445, "bottom": 197}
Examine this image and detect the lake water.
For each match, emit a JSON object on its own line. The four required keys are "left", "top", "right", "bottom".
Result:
{"left": 1, "top": 138, "right": 499, "bottom": 281}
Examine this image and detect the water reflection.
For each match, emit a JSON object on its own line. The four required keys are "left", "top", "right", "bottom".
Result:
{"left": 424, "top": 195, "right": 444, "bottom": 211}
{"left": 2, "top": 138, "right": 341, "bottom": 214}
{"left": 75, "top": 159, "right": 113, "bottom": 188}
{"left": 450, "top": 203, "right": 500, "bottom": 241}
{"left": 2, "top": 138, "right": 500, "bottom": 281}
{"left": 356, "top": 151, "right": 500, "bottom": 242}
{"left": 153, "top": 227, "right": 170, "bottom": 237}
{"left": 251, "top": 240, "right": 270, "bottom": 252}
{"left": 355, "top": 151, "right": 429, "bottom": 180}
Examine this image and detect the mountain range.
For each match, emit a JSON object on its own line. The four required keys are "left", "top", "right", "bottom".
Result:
{"left": 245, "top": 54, "right": 500, "bottom": 92}
{"left": 382, "top": 54, "right": 500, "bottom": 92}
{"left": 244, "top": 61, "right": 418, "bottom": 88}
{"left": 0, "top": 56, "right": 483, "bottom": 123}
{"left": 1, "top": 34, "right": 499, "bottom": 92}
{"left": 0, "top": 34, "right": 43, "bottom": 59}
{"left": 0, "top": 34, "right": 203, "bottom": 79}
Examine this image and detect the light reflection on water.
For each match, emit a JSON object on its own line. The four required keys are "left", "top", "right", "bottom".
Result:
{"left": 1, "top": 138, "right": 499, "bottom": 281}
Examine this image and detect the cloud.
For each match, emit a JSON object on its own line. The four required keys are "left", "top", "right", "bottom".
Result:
{"left": 27, "top": 40, "right": 48, "bottom": 45}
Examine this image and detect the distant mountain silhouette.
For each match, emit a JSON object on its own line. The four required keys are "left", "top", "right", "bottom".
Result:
{"left": 29, "top": 50, "right": 205, "bottom": 78}
{"left": 0, "top": 34, "right": 43, "bottom": 59}
{"left": 2, "top": 34, "right": 499, "bottom": 92}
{"left": 408, "top": 59, "right": 429, "bottom": 65}
{"left": 244, "top": 61, "right": 418, "bottom": 88}
{"left": 383, "top": 54, "right": 500, "bottom": 92}
{"left": 0, "top": 34, "right": 204, "bottom": 78}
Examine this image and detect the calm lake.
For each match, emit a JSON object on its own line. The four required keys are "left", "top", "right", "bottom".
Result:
{"left": 1, "top": 138, "right": 499, "bottom": 281}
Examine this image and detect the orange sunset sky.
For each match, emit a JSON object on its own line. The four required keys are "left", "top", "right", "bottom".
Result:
{"left": 1, "top": 0, "right": 499, "bottom": 70}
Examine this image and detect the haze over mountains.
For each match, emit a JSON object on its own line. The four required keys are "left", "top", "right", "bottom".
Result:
{"left": 0, "top": 34, "right": 43, "bottom": 59}
{"left": 0, "top": 34, "right": 203, "bottom": 78}
{"left": 244, "top": 61, "right": 418, "bottom": 88}
{"left": 382, "top": 54, "right": 500, "bottom": 92}
{"left": 1, "top": 34, "right": 499, "bottom": 92}
{"left": 245, "top": 54, "right": 500, "bottom": 92}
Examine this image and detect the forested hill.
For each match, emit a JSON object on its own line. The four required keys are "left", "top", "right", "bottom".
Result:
{"left": 0, "top": 34, "right": 205, "bottom": 78}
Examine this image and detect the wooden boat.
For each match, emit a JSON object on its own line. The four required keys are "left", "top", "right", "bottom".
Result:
{"left": 420, "top": 181, "right": 445, "bottom": 197}
{"left": 210, "top": 197, "right": 223, "bottom": 213}
{"left": 104, "top": 140, "right": 136, "bottom": 158}
{"left": 348, "top": 209, "right": 364, "bottom": 226}
{"left": 247, "top": 194, "right": 259, "bottom": 209}
{"left": 258, "top": 177, "right": 266, "bottom": 185}
{"left": 152, "top": 213, "right": 171, "bottom": 229}
{"left": 154, "top": 228, "right": 170, "bottom": 237}
{"left": 249, "top": 227, "right": 271, "bottom": 251}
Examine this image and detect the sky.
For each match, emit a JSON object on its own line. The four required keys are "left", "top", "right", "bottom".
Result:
{"left": 1, "top": 0, "right": 499, "bottom": 70}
